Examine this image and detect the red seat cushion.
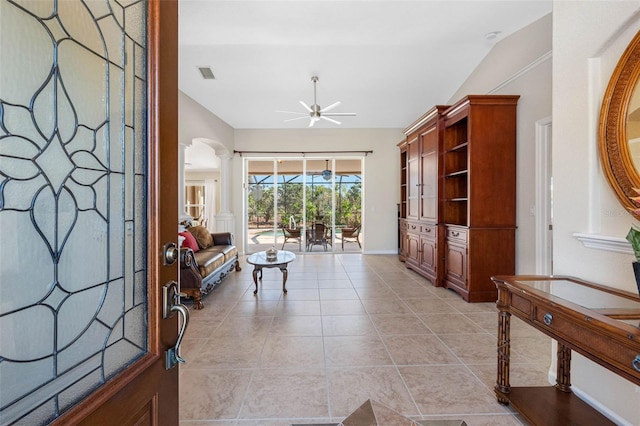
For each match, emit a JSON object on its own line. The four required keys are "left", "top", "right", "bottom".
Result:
{"left": 179, "top": 231, "right": 199, "bottom": 252}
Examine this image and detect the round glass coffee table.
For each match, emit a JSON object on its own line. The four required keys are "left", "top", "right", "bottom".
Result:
{"left": 246, "top": 250, "right": 296, "bottom": 294}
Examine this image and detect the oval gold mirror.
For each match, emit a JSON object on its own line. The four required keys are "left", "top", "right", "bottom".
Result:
{"left": 599, "top": 30, "right": 640, "bottom": 219}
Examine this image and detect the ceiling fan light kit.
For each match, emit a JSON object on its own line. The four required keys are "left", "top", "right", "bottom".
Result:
{"left": 277, "top": 75, "right": 356, "bottom": 127}
{"left": 322, "top": 159, "right": 332, "bottom": 181}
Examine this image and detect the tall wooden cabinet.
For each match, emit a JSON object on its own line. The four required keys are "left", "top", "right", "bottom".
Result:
{"left": 398, "top": 106, "right": 448, "bottom": 283}
{"left": 398, "top": 95, "right": 519, "bottom": 302}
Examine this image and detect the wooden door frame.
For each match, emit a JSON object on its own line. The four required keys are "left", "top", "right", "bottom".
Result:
{"left": 52, "top": 0, "right": 179, "bottom": 423}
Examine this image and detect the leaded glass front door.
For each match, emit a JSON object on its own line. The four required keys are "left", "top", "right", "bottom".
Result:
{"left": 0, "top": 1, "right": 180, "bottom": 424}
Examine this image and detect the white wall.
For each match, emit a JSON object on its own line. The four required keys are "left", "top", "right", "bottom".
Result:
{"left": 179, "top": 91, "right": 234, "bottom": 151}
{"left": 553, "top": 2, "right": 640, "bottom": 424}
{"left": 232, "top": 128, "right": 404, "bottom": 254}
{"left": 448, "top": 14, "right": 552, "bottom": 275}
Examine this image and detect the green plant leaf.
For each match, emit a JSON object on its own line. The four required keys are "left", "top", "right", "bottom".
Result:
{"left": 626, "top": 226, "right": 640, "bottom": 261}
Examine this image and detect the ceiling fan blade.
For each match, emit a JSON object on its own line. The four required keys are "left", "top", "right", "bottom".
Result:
{"left": 284, "top": 116, "right": 309, "bottom": 122}
{"left": 321, "top": 101, "right": 341, "bottom": 113}
{"left": 323, "top": 112, "right": 356, "bottom": 116}
{"left": 308, "top": 118, "right": 315, "bottom": 127}
{"left": 299, "top": 101, "right": 313, "bottom": 112}
{"left": 321, "top": 116, "right": 341, "bottom": 125}
{"left": 277, "top": 110, "right": 307, "bottom": 115}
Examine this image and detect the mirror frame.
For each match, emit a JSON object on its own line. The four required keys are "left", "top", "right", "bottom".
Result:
{"left": 599, "top": 30, "right": 640, "bottom": 219}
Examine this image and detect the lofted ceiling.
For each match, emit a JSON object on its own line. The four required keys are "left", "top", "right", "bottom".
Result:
{"left": 178, "top": 0, "right": 551, "bottom": 130}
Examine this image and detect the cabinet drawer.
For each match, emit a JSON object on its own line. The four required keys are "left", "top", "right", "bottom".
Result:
{"left": 446, "top": 226, "right": 467, "bottom": 243}
{"left": 533, "top": 305, "right": 640, "bottom": 380}
{"left": 421, "top": 224, "right": 437, "bottom": 237}
{"left": 407, "top": 222, "right": 419, "bottom": 232}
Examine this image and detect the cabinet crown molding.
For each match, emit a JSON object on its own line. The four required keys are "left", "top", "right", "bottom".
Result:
{"left": 403, "top": 105, "right": 449, "bottom": 135}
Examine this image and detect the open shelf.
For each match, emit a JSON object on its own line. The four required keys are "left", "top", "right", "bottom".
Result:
{"left": 443, "top": 115, "right": 469, "bottom": 227}
{"left": 445, "top": 170, "right": 468, "bottom": 178}
{"left": 447, "top": 141, "right": 468, "bottom": 152}
{"left": 499, "top": 386, "right": 615, "bottom": 425}
{"left": 444, "top": 117, "right": 468, "bottom": 151}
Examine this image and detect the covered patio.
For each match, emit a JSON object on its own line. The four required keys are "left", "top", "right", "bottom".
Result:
{"left": 246, "top": 158, "right": 362, "bottom": 254}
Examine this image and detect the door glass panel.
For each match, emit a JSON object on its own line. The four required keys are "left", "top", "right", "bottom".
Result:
{"left": 335, "top": 159, "right": 362, "bottom": 252}
{"left": 276, "top": 160, "right": 304, "bottom": 252}
{"left": 305, "top": 159, "right": 333, "bottom": 252}
{"left": 247, "top": 160, "right": 275, "bottom": 253}
{"left": 0, "top": 1, "right": 147, "bottom": 424}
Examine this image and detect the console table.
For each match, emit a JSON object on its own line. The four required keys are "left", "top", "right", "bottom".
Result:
{"left": 491, "top": 275, "right": 640, "bottom": 425}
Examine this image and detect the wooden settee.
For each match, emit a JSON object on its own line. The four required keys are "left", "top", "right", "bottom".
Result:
{"left": 179, "top": 231, "right": 241, "bottom": 309}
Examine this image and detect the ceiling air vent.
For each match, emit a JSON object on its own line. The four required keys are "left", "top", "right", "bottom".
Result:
{"left": 197, "top": 66, "right": 215, "bottom": 80}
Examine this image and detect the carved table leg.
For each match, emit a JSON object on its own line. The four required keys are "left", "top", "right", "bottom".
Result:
{"left": 556, "top": 343, "right": 572, "bottom": 392}
{"left": 495, "top": 309, "right": 511, "bottom": 404}
{"left": 280, "top": 265, "right": 288, "bottom": 293}
{"left": 252, "top": 266, "right": 261, "bottom": 294}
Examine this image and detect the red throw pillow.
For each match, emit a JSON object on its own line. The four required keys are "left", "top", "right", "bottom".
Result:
{"left": 179, "top": 231, "right": 199, "bottom": 252}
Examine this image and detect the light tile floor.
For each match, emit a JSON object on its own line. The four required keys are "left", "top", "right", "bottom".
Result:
{"left": 179, "top": 254, "right": 552, "bottom": 426}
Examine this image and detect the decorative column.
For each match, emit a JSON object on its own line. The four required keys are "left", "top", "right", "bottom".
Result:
{"left": 214, "top": 153, "right": 235, "bottom": 232}
{"left": 178, "top": 142, "right": 193, "bottom": 223}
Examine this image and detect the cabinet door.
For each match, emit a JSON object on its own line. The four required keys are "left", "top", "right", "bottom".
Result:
{"left": 407, "top": 136, "right": 420, "bottom": 220}
{"left": 406, "top": 232, "right": 420, "bottom": 266}
{"left": 399, "top": 228, "right": 408, "bottom": 259}
{"left": 419, "top": 235, "right": 437, "bottom": 280}
{"left": 420, "top": 127, "right": 438, "bottom": 221}
{"left": 445, "top": 241, "right": 467, "bottom": 288}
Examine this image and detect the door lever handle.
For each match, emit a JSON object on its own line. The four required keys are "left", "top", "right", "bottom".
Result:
{"left": 167, "top": 303, "right": 189, "bottom": 366}
{"left": 163, "top": 280, "right": 190, "bottom": 369}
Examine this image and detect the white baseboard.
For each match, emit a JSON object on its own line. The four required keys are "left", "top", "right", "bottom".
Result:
{"left": 548, "top": 371, "right": 633, "bottom": 426}
{"left": 362, "top": 250, "right": 398, "bottom": 255}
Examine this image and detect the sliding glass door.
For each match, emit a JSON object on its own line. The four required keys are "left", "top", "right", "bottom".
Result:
{"left": 245, "top": 157, "right": 362, "bottom": 254}
{"left": 305, "top": 159, "right": 334, "bottom": 252}
{"left": 247, "top": 160, "right": 275, "bottom": 253}
{"left": 276, "top": 160, "right": 304, "bottom": 251}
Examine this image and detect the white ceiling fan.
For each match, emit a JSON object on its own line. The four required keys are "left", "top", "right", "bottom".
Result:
{"left": 277, "top": 76, "right": 356, "bottom": 127}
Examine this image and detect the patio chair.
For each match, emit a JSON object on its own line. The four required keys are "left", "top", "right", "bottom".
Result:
{"left": 307, "top": 223, "right": 328, "bottom": 251}
{"left": 281, "top": 226, "right": 302, "bottom": 250}
{"left": 341, "top": 225, "right": 361, "bottom": 250}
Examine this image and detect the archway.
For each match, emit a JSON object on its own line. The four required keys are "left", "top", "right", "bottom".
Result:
{"left": 179, "top": 138, "right": 233, "bottom": 232}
